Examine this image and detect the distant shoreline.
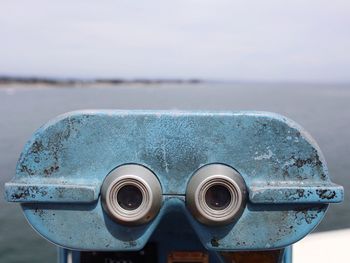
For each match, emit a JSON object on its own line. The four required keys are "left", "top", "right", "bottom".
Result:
{"left": 1, "top": 76, "right": 349, "bottom": 88}
{"left": 0, "top": 76, "right": 202, "bottom": 87}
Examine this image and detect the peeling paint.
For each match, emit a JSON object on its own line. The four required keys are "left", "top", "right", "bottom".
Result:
{"left": 254, "top": 149, "right": 274, "bottom": 160}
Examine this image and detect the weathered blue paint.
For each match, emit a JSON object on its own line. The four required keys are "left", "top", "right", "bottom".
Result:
{"left": 283, "top": 246, "right": 292, "bottom": 263}
{"left": 5, "top": 182, "right": 98, "bottom": 203}
{"left": 249, "top": 182, "right": 343, "bottom": 204}
{"left": 4, "top": 110, "right": 343, "bottom": 253}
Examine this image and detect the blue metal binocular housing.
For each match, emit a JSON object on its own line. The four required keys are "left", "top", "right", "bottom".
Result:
{"left": 5, "top": 110, "right": 343, "bottom": 262}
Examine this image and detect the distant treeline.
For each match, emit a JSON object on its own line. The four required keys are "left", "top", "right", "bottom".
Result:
{"left": 0, "top": 76, "right": 202, "bottom": 85}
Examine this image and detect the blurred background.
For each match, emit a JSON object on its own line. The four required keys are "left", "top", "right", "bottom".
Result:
{"left": 0, "top": 1, "right": 349, "bottom": 262}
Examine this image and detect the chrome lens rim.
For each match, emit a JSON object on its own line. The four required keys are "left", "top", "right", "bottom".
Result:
{"left": 186, "top": 164, "right": 247, "bottom": 225}
{"left": 108, "top": 175, "right": 152, "bottom": 221}
{"left": 197, "top": 175, "right": 242, "bottom": 222}
{"left": 101, "top": 164, "right": 162, "bottom": 225}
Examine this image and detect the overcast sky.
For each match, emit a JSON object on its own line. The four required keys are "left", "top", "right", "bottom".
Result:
{"left": 0, "top": 0, "right": 349, "bottom": 82}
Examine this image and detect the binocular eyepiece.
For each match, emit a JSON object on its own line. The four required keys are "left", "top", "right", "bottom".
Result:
{"left": 186, "top": 164, "right": 247, "bottom": 225}
{"left": 101, "top": 164, "right": 162, "bottom": 225}
{"left": 101, "top": 163, "right": 247, "bottom": 226}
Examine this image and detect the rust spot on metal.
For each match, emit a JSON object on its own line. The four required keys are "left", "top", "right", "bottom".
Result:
{"left": 11, "top": 186, "right": 30, "bottom": 200}
{"left": 20, "top": 165, "right": 35, "bottom": 176}
{"left": 56, "top": 187, "right": 65, "bottom": 198}
{"left": 30, "top": 140, "right": 44, "bottom": 154}
{"left": 10, "top": 186, "right": 49, "bottom": 200}
{"left": 293, "top": 206, "right": 324, "bottom": 225}
{"left": 34, "top": 208, "right": 44, "bottom": 217}
{"left": 281, "top": 151, "right": 324, "bottom": 180}
{"left": 211, "top": 237, "right": 219, "bottom": 247}
{"left": 296, "top": 189, "right": 305, "bottom": 198}
{"left": 316, "top": 189, "right": 336, "bottom": 200}
{"left": 294, "top": 158, "right": 313, "bottom": 168}
{"left": 128, "top": 240, "right": 137, "bottom": 247}
{"left": 43, "top": 165, "right": 60, "bottom": 176}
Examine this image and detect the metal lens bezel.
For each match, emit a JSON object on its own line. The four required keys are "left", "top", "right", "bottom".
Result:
{"left": 108, "top": 176, "right": 152, "bottom": 222}
{"left": 101, "top": 164, "right": 162, "bottom": 225}
{"left": 197, "top": 176, "right": 243, "bottom": 222}
{"left": 186, "top": 164, "right": 247, "bottom": 225}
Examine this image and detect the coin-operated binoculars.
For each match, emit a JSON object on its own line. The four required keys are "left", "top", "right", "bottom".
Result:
{"left": 5, "top": 111, "right": 343, "bottom": 263}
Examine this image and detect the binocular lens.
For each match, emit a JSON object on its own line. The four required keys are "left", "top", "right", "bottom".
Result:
{"left": 186, "top": 164, "right": 247, "bottom": 225}
{"left": 205, "top": 185, "right": 231, "bottom": 210}
{"left": 117, "top": 185, "right": 143, "bottom": 210}
{"left": 101, "top": 164, "right": 162, "bottom": 225}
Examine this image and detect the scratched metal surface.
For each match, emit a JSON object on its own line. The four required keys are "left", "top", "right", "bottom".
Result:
{"left": 0, "top": 83, "right": 349, "bottom": 262}
{"left": 4, "top": 110, "right": 343, "bottom": 251}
